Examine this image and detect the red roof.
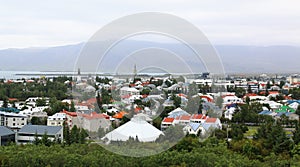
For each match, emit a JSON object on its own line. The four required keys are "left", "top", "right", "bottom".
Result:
{"left": 176, "top": 115, "right": 191, "bottom": 121}
{"left": 222, "top": 94, "right": 235, "bottom": 98}
{"left": 244, "top": 93, "right": 257, "bottom": 97}
{"left": 205, "top": 118, "right": 217, "bottom": 123}
{"left": 62, "top": 110, "right": 77, "bottom": 117}
{"left": 113, "top": 111, "right": 128, "bottom": 119}
{"left": 8, "top": 98, "right": 18, "bottom": 102}
{"left": 142, "top": 81, "right": 150, "bottom": 86}
{"left": 162, "top": 117, "right": 175, "bottom": 123}
{"left": 269, "top": 91, "right": 279, "bottom": 95}
{"left": 200, "top": 95, "right": 213, "bottom": 102}
{"left": 178, "top": 93, "right": 188, "bottom": 98}
{"left": 121, "top": 95, "right": 131, "bottom": 99}
{"left": 86, "top": 98, "right": 97, "bottom": 105}
{"left": 135, "top": 107, "right": 142, "bottom": 113}
{"left": 79, "top": 112, "right": 109, "bottom": 120}
{"left": 191, "top": 114, "right": 204, "bottom": 120}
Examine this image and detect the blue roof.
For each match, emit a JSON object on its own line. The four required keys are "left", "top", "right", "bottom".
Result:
{"left": 0, "top": 107, "right": 20, "bottom": 113}
{"left": 202, "top": 123, "right": 219, "bottom": 131}
{"left": 276, "top": 112, "right": 292, "bottom": 117}
{"left": 0, "top": 126, "right": 15, "bottom": 136}
{"left": 19, "top": 125, "right": 62, "bottom": 135}
{"left": 259, "top": 110, "right": 273, "bottom": 115}
{"left": 189, "top": 123, "right": 201, "bottom": 131}
{"left": 287, "top": 100, "right": 300, "bottom": 105}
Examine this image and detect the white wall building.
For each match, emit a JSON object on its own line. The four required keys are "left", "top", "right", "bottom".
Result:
{"left": 47, "top": 113, "right": 66, "bottom": 126}
{"left": 120, "top": 87, "right": 140, "bottom": 97}
{"left": 0, "top": 111, "right": 27, "bottom": 129}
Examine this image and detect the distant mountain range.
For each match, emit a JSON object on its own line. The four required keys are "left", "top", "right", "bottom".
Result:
{"left": 0, "top": 41, "right": 299, "bottom": 74}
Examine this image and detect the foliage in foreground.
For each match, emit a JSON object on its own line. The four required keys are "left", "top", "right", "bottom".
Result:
{"left": 1, "top": 137, "right": 300, "bottom": 167}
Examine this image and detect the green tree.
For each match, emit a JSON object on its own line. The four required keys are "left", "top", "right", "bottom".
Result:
{"left": 296, "top": 105, "right": 300, "bottom": 116}
{"left": 79, "top": 129, "right": 88, "bottom": 144}
{"left": 41, "top": 132, "right": 52, "bottom": 146}
{"left": 70, "top": 125, "right": 80, "bottom": 144}
{"left": 171, "top": 94, "right": 181, "bottom": 108}
{"left": 293, "top": 122, "right": 300, "bottom": 145}
{"left": 36, "top": 98, "right": 47, "bottom": 107}
{"left": 63, "top": 122, "right": 71, "bottom": 145}
{"left": 2, "top": 97, "right": 8, "bottom": 108}
{"left": 33, "top": 132, "right": 40, "bottom": 145}
{"left": 230, "top": 124, "right": 248, "bottom": 140}
{"left": 235, "top": 87, "right": 246, "bottom": 98}
{"left": 69, "top": 101, "right": 76, "bottom": 112}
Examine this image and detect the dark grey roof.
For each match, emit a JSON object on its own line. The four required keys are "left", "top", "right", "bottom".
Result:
{"left": 18, "top": 125, "right": 62, "bottom": 135}
{"left": 0, "top": 126, "right": 15, "bottom": 136}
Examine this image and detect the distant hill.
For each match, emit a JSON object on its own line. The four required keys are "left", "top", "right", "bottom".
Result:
{"left": 0, "top": 41, "right": 299, "bottom": 74}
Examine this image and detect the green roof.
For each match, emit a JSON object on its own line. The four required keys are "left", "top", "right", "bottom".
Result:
{"left": 275, "top": 106, "right": 295, "bottom": 113}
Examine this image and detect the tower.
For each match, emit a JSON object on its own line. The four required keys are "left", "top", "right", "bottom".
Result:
{"left": 133, "top": 64, "right": 137, "bottom": 78}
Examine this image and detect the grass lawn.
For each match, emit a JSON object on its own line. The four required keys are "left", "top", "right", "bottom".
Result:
{"left": 244, "top": 126, "right": 259, "bottom": 138}
{"left": 244, "top": 126, "right": 295, "bottom": 138}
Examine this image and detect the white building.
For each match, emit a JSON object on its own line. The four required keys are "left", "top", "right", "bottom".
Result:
{"left": 0, "top": 111, "right": 27, "bottom": 129}
{"left": 17, "top": 125, "right": 63, "bottom": 144}
{"left": 47, "top": 113, "right": 66, "bottom": 126}
{"left": 25, "top": 97, "right": 49, "bottom": 107}
{"left": 224, "top": 107, "right": 236, "bottom": 120}
{"left": 120, "top": 87, "right": 140, "bottom": 97}
{"left": 192, "top": 79, "right": 213, "bottom": 87}
{"left": 78, "top": 112, "right": 111, "bottom": 132}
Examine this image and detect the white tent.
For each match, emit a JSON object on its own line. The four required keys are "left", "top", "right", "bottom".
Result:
{"left": 103, "top": 116, "right": 163, "bottom": 142}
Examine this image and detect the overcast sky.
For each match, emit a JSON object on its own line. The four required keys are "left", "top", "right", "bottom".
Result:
{"left": 1, "top": 0, "right": 300, "bottom": 49}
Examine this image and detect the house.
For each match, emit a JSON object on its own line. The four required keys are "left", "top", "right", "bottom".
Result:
{"left": 161, "top": 117, "right": 175, "bottom": 131}
{"left": 260, "top": 101, "right": 282, "bottom": 111}
{"left": 19, "top": 106, "right": 49, "bottom": 121}
{"left": 223, "top": 95, "right": 243, "bottom": 105}
{"left": 289, "top": 102, "right": 299, "bottom": 110}
{"left": 190, "top": 114, "right": 207, "bottom": 123}
{"left": 275, "top": 106, "right": 296, "bottom": 113}
{"left": 0, "top": 126, "right": 15, "bottom": 145}
{"left": 183, "top": 123, "right": 202, "bottom": 136}
{"left": 168, "top": 108, "right": 190, "bottom": 118}
{"left": 258, "top": 110, "right": 277, "bottom": 117}
{"left": 113, "top": 111, "right": 128, "bottom": 119}
{"left": 120, "top": 87, "right": 140, "bottom": 97}
{"left": 163, "top": 99, "right": 174, "bottom": 107}
{"left": 77, "top": 112, "right": 111, "bottom": 132}
{"left": 204, "top": 118, "right": 222, "bottom": 129}
{"left": 224, "top": 107, "right": 236, "bottom": 120}
{"left": 17, "top": 125, "right": 63, "bottom": 144}
{"left": 47, "top": 113, "right": 66, "bottom": 126}
{"left": 62, "top": 110, "right": 80, "bottom": 129}
{"left": 0, "top": 111, "right": 27, "bottom": 129}
{"left": 25, "top": 97, "right": 49, "bottom": 107}
{"left": 275, "top": 112, "right": 299, "bottom": 120}
{"left": 84, "top": 85, "right": 96, "bottom": 93}
{"left": 174, "top": 115, "right": 191, "bottom": 126}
